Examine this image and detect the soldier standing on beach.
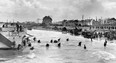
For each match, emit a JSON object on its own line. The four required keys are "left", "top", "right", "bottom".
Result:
{"left": 104, "top": 40, "right": 107, "bottom": 48}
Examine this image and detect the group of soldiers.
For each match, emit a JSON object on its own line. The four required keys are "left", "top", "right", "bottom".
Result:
{"left": 15, "top": 35, "right": 35, "bottom": 50}
{"left": 12, "top": 35, "right": 108, "bottom": 51}
{"left": 45, "top": 37, "right": 108, "bottom": 50}
{"left": 78, "top": 39, "right": 108, "bottom": 50}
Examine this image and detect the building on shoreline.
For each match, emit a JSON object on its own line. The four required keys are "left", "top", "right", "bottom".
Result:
{"left": 62, "top": 20, "right": 79, "bottom": 27}
{"left": 42, "top": 16, "right": 52, "bottom": 26}
{"left": 90, "top": 23, "right": 116, "bottom": 31}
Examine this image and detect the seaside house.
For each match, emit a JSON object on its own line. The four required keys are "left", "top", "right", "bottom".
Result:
{"left": 42, "top": 16, "right": 52, "bottom": 26}
{"left": 103, "top": 18, "right": 116, "bottom": 24}
{"left": 62, "top": 20, "right": 79, "bottom": 27}
{"left": 90, "top": 23, "right": 116, "bottom": 32}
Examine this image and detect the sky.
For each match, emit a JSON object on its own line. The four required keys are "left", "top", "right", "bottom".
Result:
{"left": 0, "top": 0, "right": 116, "bottom": 22}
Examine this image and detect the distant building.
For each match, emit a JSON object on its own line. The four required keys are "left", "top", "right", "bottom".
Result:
{"left": 93, "top": 18, "right": 116, "bottom": 25}
{"left": 103, "top": 18, "right": 116, "bottom": 24}
{"left": 90, "top": 23, "right": 116, "bottom": 31}
{"left": 92, "top": 20, "right": 101, "bottom": 25}
{"left": 61, "top": 19, "right": 93, "bottom": 27}
{"left": 62, "top": 20, "right": 79, "bottom": 27}
{"left": 79, "top": 19, "right": 93, "bottom": 25}
{"left": 42, "top": 16, "right": 52, "bottom": 26}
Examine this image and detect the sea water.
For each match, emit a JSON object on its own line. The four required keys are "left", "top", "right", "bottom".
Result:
{"left": 0, "top": 29, "right": 116, "bottom": 63}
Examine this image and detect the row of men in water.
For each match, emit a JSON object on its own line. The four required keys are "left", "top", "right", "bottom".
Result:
{"left": 44, "top": 38, "right": 107, "bottom": 50}
{"left": 77, "top": 40, "right": 107, "bottom": 49}
{"left": 16, "top": 36, "right": 64, "bottom": 50}
{"left": 15, "top": 36, "right": 108, "bottom": 50}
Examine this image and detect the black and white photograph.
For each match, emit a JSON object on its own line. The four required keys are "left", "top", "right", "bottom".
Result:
{"left": 0, "top": 0, "right": 116, "bottom": 63}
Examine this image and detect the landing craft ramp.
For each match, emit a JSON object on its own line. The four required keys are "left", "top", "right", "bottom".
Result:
{"left": 0, "top": 33, "right": 13, "bottom": 48}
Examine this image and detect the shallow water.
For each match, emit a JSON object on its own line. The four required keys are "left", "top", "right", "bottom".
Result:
{"left": 1, "top": 29, "right": 116, "bottom": 63}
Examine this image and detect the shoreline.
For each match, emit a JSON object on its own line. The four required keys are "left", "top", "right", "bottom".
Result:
{"left": 32, "top": 27, "right": 63, "bottom": 33}
{"left": 32, "top": 27, "right": 116, "bottom": 42}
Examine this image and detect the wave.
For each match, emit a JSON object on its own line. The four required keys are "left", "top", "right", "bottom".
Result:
{"left": 26, "top": 53, "right": 36, "bottom": 59}
{"left": 92, "top": 51, "right": 116, "bottom": 61}
{"left": 0, "top": 58, "right": 9, "bottom": 62}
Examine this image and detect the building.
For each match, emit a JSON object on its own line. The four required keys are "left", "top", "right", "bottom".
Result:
{"left": 103, "top": 18, "right": 116, "bottom": 24}
{"left": 61, "top": 19, "right": 93, "bottom": 27}
{"left": 79, "top": 19, "right": 93, "bottom": 25}
{"left": 42, "top": 16, "right": 52, "bottom": 26}
{"left": 62, "top": 20, "right": 79, "bottom": 27}
{"left": 90, "top": 23, "right": 116, "bottom": 31}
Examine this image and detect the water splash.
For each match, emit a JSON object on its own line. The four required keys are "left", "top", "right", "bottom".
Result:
{"left": 92, "top": 51, "right": 116, "bottom": 61}
{"left": 26, "top": 53, "right": 36, "bottom": 59}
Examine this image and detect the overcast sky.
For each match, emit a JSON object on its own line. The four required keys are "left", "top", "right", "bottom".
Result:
{"left": 0, "top": 0, "right": 116, "bottom": 22}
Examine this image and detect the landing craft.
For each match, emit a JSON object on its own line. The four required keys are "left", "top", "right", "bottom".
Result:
{"left": 0, "top": 22, "right": 30, "bottom": 51}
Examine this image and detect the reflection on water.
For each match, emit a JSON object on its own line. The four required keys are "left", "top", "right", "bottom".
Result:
{"left": 1, "top": 29, "right": 116, "bottom": 63}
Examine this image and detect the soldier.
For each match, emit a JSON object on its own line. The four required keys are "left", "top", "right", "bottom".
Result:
{"left": 58, "top": 38, "right": 61, "bottom": 42}
{"left": 30, "top": 47, "right": 34, "bottom": 50}
{"left": 58, "top": 43, "right": 61, "bottom": 48}
{"left": 50, "top": 39, "right": 53, "bottom": 43}
{"left": 84, "top": 45, "right": 86, "bottom": 50}
{"left": 46, "top": 43, "right": 49, "bottom": 47}
{"left": 66, "top": 38, "right": 69, "bottom": 41}
{"left": 22, "top": 40, "right": 26, "bottom": 46}
{"left": 17, "top": 44, "right": 22, "bottom": 50}
{"left": 54, "top": 40, "right": 58, "bottom": 43}
{"left": 28, "top": 43, "right": 32, "bottom": 47}
{"left": 78, "top": 42, "right": 82, "bottom": 46}
{"left": 104, "top": 40, "right": 107, "bottom": 48}
{"left": 38, "top": 40, "right": 41, "bottom": 43}
{"left": 33, "top": 37, "right": 36, "bottom": 41}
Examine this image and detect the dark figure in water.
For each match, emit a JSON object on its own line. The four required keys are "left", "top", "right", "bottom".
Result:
{"left": 46, "top": 43, "right": 49, "bottom": 47}
{"left": 26, "top": 37, "right": 30, "bottom": 42}
{"left": 19, "top": 25, "right": 23, "bottom": 32}
{"left": 33, "top": 37, "right": 36, "bottom": 41}
{"left": 84, "top": 45, "right": 86, "bottom": 50}
{"left": 58, "top": 38, "right": 61, "bottom": 42}
{"left": 38, "top": 40, "right": 41, "bottom": 43}
{"left": 17, "top": 44, "right": 22, "bottom": 50}
{"left": 50, "top": 40, "right": 53, "bottom": 43}
{"left": 78, "top": 42, "right": 82, "bottom": 46}
{"left": 22, "top": 35, "right": 26, "bottom": 39}
{"left": 104, "top": 40, "right": 107, "bottom": 48}
{"left": 16, "top": 23, "right": 20, "bottom": 32}
{"left": 22, "top": 40, "right": 26, "bottom": 46}
{"left": 91, "top": 37, "right": 93, "bottom": 42}
{"left": 22, "top": 35, "right": 26, "bottom": 40}
{"left": 58, "top": 43, "right": 61, "bottom": 48}
{"left": 66, "top": 38, "right": 69, "bottom": 41}
{"left": 28, "top": 43, "right": 32, "bottom": 47}
{"left": 54, "top": 40, "right": 58, "bottom": 43}
{"left": 30, "top": 47, "right": 34, "bottom": 50}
